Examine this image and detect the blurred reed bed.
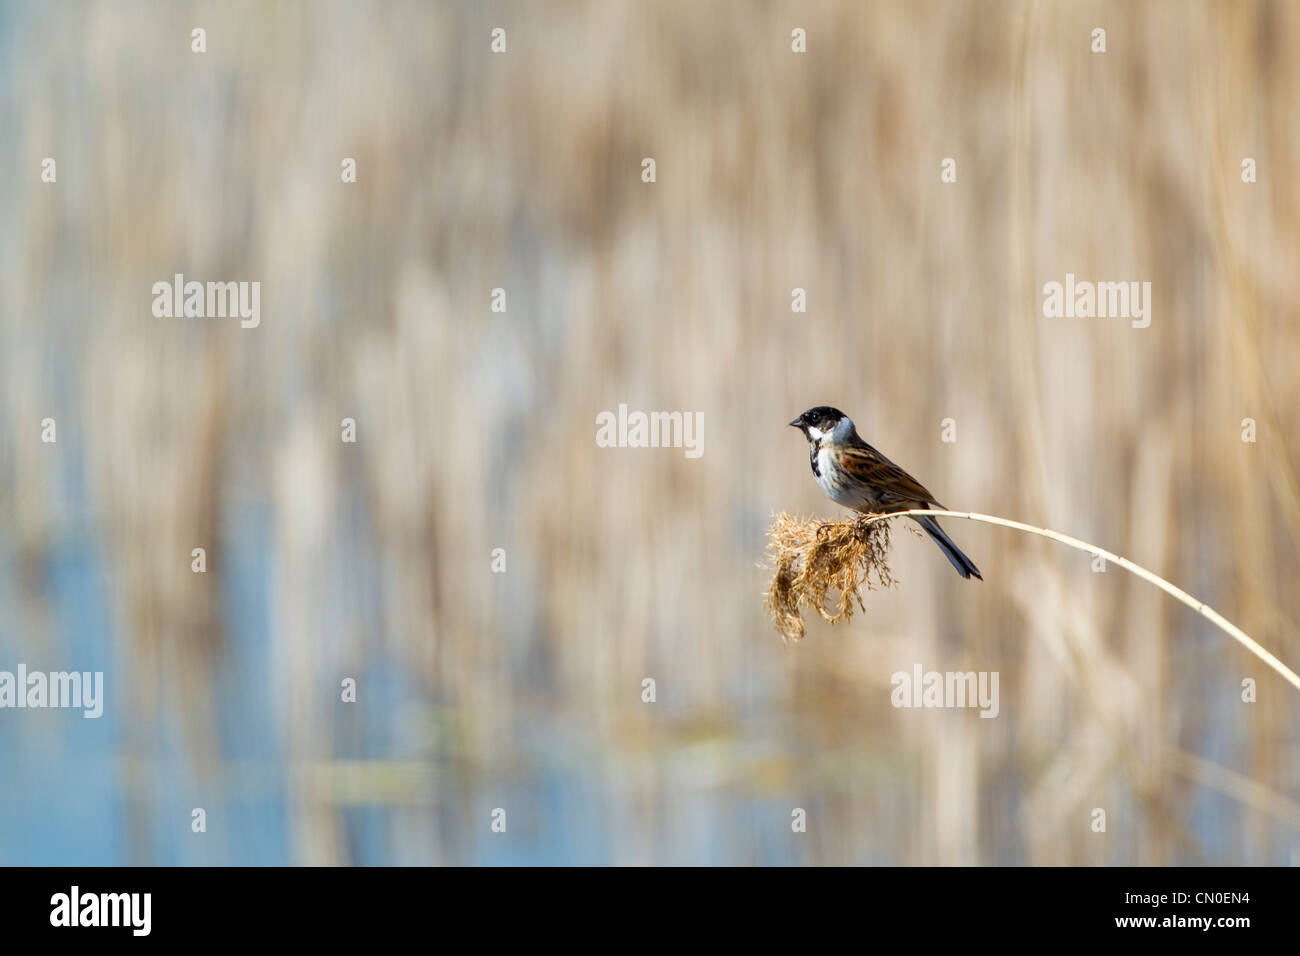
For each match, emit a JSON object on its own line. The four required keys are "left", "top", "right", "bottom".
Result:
{"left": 1, "top": 0, "right": 1299, "bottom": 864}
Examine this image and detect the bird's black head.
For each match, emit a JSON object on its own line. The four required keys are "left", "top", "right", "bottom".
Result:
{"left": 789, "top": 406, "right": 849, "bottom": 440}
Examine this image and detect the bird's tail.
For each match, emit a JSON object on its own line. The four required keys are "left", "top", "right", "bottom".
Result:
{"left": 912, "top": 514, "right": 982, "bottom": 580}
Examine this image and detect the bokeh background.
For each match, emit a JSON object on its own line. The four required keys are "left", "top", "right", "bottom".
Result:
{"left": 2, "top": 0, "right": 1299, "bottom": 865}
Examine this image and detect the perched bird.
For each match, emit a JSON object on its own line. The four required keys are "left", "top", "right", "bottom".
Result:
{"left": 789, "top": 406, "right": 982, "bottom": 580}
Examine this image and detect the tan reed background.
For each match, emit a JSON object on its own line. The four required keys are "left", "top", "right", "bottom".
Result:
{"left": 1, "top": 0, "right": 1298, "bottom": 864}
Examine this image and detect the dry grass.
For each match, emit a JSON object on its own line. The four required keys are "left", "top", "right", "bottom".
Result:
{"left": 764, "top": 513, "right": 896, "bottom": 642}
{"left": 768, "top": 507, "right": 1300, "bottom": 694}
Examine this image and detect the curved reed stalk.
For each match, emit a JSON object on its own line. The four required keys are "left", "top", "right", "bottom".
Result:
{"left": 857, "top": 509, "right": 1300, "bottom": 693}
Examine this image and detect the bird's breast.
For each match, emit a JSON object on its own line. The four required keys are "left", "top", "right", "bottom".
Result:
{"left": 815, "top": 443, "right": 874, "bottom": 510}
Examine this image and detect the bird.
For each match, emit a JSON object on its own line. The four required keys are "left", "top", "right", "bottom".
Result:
{"left": 789, "top": 406, "right": 982, "bottom": 580}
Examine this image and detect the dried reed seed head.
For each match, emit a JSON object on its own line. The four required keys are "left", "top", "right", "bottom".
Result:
{"left": 763, "top": 512, "right": 895, "bottom": 642}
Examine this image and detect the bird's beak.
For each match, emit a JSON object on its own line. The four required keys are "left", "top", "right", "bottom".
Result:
{"left": 788, "top": 418, "right": 802, "bottom": 429}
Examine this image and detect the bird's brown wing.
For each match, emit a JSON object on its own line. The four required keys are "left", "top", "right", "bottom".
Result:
{"left": 839, "top": 442, "right": 945, "bottom": 510}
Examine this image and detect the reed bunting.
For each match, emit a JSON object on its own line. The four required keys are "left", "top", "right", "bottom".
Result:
{"left": 789, "top": 406, "right": 982, "bottom": 580}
